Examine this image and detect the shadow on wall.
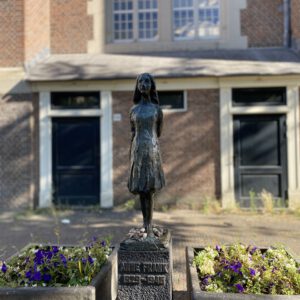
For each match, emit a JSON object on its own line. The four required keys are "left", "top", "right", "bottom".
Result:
{"left": 0, "top": 94, "right": 36, "bottom": 209}
{"left": 112, "top": 90, "right": 221, "bottom": 209}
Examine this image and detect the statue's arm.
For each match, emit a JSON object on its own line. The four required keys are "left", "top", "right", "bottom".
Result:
{"left": 130, "top": 109, "right": 135, "bottom": 142}
{"left": 157, "top": 106, "right": 163, "bottom": 138}
{"left": 129, "top": 109, "right": 135, "bottom": 160}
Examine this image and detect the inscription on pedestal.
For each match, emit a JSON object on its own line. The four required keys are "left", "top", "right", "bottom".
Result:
{"left": 117, "top": 233, "right": 172, "bottom": 300}
{"left": 119, "top": 262, "right": 168, "bottom": 286}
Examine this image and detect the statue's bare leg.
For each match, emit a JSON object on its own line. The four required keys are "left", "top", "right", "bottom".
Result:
{"left": 139, "top": 193, "right": 147, "bottom": 228}
{"left": 145, "top": 191, "right": 154, "bottom": 237}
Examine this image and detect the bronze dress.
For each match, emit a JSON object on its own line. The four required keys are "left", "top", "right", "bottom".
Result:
{"left": 128, "top": 101, "right": 165, "bottom": 194}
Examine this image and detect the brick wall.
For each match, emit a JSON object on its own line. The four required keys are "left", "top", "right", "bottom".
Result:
{"left": 0, "top": 0, "right": 24, "bottom": 67}
{"left": 0, "top": 94, "right": 37, "bottom": 208}
{"left": 241, "top": 0, "right": 284, "bottom": 48}
{"left": 50, "top": 0, "right": 93, "bottom": 54}
{"left": 24, "top": 0, "right": 50, "bottom": 66}
{"left": 291, "top": 0, "right": 300, "bottom": 51}
{"left": 112, "top": 90, "right": 220, "bottom": 208}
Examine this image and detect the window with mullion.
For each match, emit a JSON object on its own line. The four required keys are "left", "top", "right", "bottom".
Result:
{"left": 198, "top": 0, "right": 220, "bottom": 38}
{"left": 173, "top": 0, "right": 195, "bottom": 39}
{"left": 138, "top": 0, "right": 158, "bottom": 40}
{"left": 173, "top": 0, "right": 220, "bottom": 40}
{"left": 113, "top": 0, "right": 134, "bottom": 41}
{"left": 113, "top": 0, "right": 158, "bottom": 42}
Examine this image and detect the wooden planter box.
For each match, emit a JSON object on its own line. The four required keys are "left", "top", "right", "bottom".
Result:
{"left": 0, "top": 244, "right": 118, "bottom": 300}
{"left": 186, "top": 247, "right": 300, "bottom": 300}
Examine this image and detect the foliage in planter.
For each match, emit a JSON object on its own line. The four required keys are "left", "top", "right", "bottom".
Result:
{"left": 0, "top": 237, "right": 111, "bottom": 288}
{"left": 193, "top": 244, "right": 300, "bottom": 295}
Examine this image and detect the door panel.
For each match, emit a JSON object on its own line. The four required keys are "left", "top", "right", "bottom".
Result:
{"left": 234, "top": 115, "right": 287, "bottom": 207}
{"left": 52, "top": 118, "right": 100, "bottom": 205}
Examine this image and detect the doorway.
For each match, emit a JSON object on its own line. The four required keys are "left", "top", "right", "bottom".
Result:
{"left": 52, "top": 117, "right": 100, "bottom": 205}
{"left": 233, "top": 114, "right": 288, "bottom": 207}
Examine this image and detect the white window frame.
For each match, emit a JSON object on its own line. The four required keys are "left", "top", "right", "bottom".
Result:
{"left": 39, "top": 91, "right": 113, "bottom": 208}
{"left": 220, "top": 80, "right": 300, "bottom": 210}
{"left": 113, "top": 0, "right": 159, "bottom": 43}
{"left": 173, "top": 0, "right": 220, "bottom": 41}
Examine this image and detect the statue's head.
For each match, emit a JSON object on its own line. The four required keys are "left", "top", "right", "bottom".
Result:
{"left": 133, "top": 73, "right": 159, "bottom": 105}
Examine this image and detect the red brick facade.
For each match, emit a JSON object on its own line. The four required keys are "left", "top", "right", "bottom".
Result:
{"left": 0, "top": 94, "right": 38, "bottom": 208}
{"left": 291, "top": 0, "right": 300, "bottom": 51}
{"left": 112, "top": 90, "right": 220, "bottom": 208}
{"left": 0, "top": 0, "right": 298, "bottom": 68}
{"left": 241, "top": 0, "right": 284, "bottom": 48}
{"left": 24, "top": 0, "right": 50, "bottom": 64}
{"left": 50, "top": 0, "right": 93, "bottom": 54}
{"left": 0, "top": 0, "right": 24, "bottom": 67}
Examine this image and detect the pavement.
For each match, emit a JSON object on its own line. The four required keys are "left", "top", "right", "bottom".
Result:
{"left": 0, "top": 208, "right": 300, "bottom": 299}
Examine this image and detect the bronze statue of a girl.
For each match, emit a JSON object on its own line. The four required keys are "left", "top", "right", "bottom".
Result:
{"left": 128, "top": 73, "right": 165, "bottom": 237}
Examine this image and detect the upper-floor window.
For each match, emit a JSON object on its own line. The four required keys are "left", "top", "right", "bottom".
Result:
{"left": 113, "top": 0, "right": 158, "bottom": 42}
{"left": 173, "top": 0, "right": 220, "bottom": 40}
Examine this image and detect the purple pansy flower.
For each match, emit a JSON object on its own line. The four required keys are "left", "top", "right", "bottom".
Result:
{"left": 82, "top": 258, "right": 87, "bottom": 264}
{"left": 203, "top": 276, "right": 211, "bottom": 285}
{"left": 230, "top": 262, "right": 242, "bottom": 273}
{"left": 250, "top": 247, "right": 257, "bottom": 255}
{"left": 25, "top": 270, "right": 32, "bottom": 279}
{"left": 34, "top": 250, "right": 44, "bottom": 265}
{"left": 60, "top": 254, "right": 67, "bottom": 267}
{"left": 101, "top": 240, "right": 106, "bottom": 247}
{"left": 52, "top": 246, "right": 59, "bottom": 254}
{"left": 43, "top": 273, "right": 52, "bottom": 283}
{"left": 1, "top": 263, "right": 7, "bottom": 273}
{"left": 216, "top": 245, "right": 221, "bottom": 252}
{"left": 88, "top": 256, "right": 94, "bottom": 264}
{"left": 33, "top": 271, "right": 41, "bottom": 281}
{"left": 44, "top": 251, "right": 53, "bottom": 260}
{"left": 235, "top": 283, "right": 245, "bottom": 293}
{"left": 249, "top": 268, "right": 256, "bottom": 276}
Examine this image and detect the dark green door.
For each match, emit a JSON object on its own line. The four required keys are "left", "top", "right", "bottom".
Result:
{"left": 233, "top": 115, "right": 288, "bottom": 207}
{"left": 52, "top": 118, "right": 100, "bottom": 205}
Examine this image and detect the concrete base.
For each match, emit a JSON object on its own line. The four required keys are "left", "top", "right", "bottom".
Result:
{"left": 117, "top": 229, "right": 172, "bottom": 300}
{"left": 0, "top": 244, "right": 118, "bottom": 300}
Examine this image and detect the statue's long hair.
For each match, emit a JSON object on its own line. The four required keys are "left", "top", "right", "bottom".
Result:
{"left": 133, "top": 73, "right": 159, "bottom": 105}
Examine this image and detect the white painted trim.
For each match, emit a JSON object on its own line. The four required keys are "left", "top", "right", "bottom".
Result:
{"left": 49, "top": 109, "right": 102, "bottom": 117}
{"left": 287, "top": 86, "right": 300, "bottom": 209}
{"left": 220, "top": 87, "right": 235, "bottom": 208}
{"left": 31, "top": 76, "right": 300, "bottom": 93}
{"left": 87, "top": 0, "right": 105, "bottom": 53}
{"left": 100, "top": 91, "right": 114, "bottom": 208}
{"left": 31, "top": 77, "right": 220, "bottom": 92}
{"left": 230, "top": 106, "right": 289, "bottom": 115}
{"left": 221, "top": 83, "right": 300, "bottom": 209}
{"left": 39, "top": 92, "right": 52, "bottom": 208}
{"left": 39, "top": 91, "right": 114, "bottom": 208}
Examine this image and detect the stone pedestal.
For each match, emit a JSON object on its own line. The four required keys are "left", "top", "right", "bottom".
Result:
{"left": 117, "top": 228, "right": 172, "bottom": 300}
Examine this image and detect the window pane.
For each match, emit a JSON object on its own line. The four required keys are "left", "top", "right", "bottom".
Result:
{"left": 138, "top": 0, "right": 158, "bottom": 40}
{"left": 51, "top": 92, "right": 100, "bottom": 109}
{"left": 158, "top": 91, "right": 185, "bottom": 110}
{"left": 232, "top": 88, "right": 287, "bottom": 106}
{"left": 173, "top": 0, "right": 195, "bottom": 39}
{"left": 113, "top": 0, "right": 133, "bottom": 41}
{"left": 197, "top": 0, "right": 220, "bottom": 38}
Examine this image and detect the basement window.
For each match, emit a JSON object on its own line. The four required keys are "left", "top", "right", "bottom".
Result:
{"left": 158, "top": 91, "right": 186, "bottom": 111}
{"left": 51, "top": 92, "right": 100, "bottom": 109}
